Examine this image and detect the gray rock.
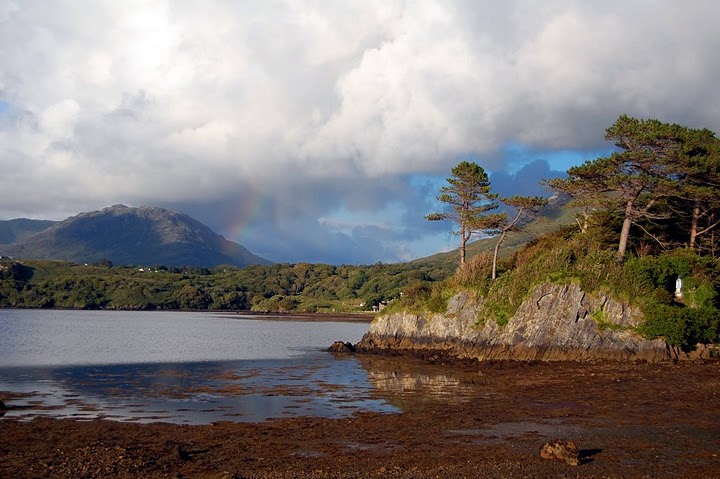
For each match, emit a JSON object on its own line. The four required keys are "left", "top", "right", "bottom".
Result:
{"left": 356, "top": 283, "right": 669, "bottom": 362}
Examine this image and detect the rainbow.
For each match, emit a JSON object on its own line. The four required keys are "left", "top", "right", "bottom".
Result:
{"left": 223, "top": 190, "right": 268, "bottom": 245}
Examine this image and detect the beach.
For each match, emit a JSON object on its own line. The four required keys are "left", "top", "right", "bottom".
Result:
{"left": 1, "top": 356, "right": 719, "bottom": 478}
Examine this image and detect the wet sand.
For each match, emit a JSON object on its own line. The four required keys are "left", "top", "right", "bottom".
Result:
{"left": 1, "top": 356, "right": 719, "bottom": 478}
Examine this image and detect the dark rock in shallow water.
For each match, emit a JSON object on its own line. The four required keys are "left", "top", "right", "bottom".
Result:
{"left": 0, "top": 399, "right": 6, "bottom": 410}
{"left": 328, "top": 341, "right": 357, "bottom": 353}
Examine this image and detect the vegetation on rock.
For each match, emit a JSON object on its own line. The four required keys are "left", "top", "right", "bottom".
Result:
{"left": 389, "top": 226, "right": 719, "bottom": 351}
{"left": 399, "top": 115, "right": 720, "bottom": 351}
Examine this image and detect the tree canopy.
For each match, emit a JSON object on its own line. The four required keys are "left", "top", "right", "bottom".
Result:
{"left": 0, "top": 259, "right": 451, "bottom": 312}
{"left": 425, "top": 161, "right": 504, "bottom": 267}
{"left": 548, "top": 115, "right": 720, "bottom": 260}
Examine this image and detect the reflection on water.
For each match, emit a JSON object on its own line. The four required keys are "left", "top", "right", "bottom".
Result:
{"left": 0, "top": 309, "right": 370, "bottom": 366}
{"left": 0, "top": 354, "right": 496, "bottom": 424}
{"left": 0, "top": 355, "right": 400, "bottom": 424}
{"left": 0, "top": 310, "right": 496, "bottom": 424}
{"left": 356, "top": 355, "right": 494, "bottom": 409}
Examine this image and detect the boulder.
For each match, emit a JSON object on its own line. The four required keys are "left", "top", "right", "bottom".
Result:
{"left": 327, "top": 341, "right": 357, "bottom": 353}
{"left": 539, "top": 439, "right": 580, "bottom": 466}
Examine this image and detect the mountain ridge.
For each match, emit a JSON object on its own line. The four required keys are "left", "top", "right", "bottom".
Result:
{"left": 0, "top": 204, "right": 270, "bottom": 268}
{"left": 0, "top": 218, "right": 58, "bottom": 245}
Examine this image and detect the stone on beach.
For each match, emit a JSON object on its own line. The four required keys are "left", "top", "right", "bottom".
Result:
{"left": 539, "top": 439, "right": 580, "bottom": 466}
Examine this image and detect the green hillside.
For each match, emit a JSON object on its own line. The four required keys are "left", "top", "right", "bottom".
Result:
{"left": 0, "top": 257, "right": 449, "bottom": 313}
{"left": 0, "top": 197, "right": 579, "bottom": 313}
{"left": 412, "top": 194, "right": 580, "bottom": 269}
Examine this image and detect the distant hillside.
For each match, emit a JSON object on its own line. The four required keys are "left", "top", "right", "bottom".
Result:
{"left": 0, "top": 218, "right": 57, "bottom": 245}
{"left": 0, "top": 205, "right": 270, "bottom": 268}
{"left": 411, "top": 193, "right": 579, "bottom": 268}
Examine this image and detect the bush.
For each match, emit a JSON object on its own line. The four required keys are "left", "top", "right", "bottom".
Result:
{"left": 385, "top": 281, "right": 451, "bottom": 315}
{"left": 639, "top": 304, "right": 720, "bottom": 351}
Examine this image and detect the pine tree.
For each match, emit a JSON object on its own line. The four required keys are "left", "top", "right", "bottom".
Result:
{"left": 676, "top": 128, "right": 720, "bottom": 253}
{"left": 549, "top": 115, "right": 687, "bottom": 261}
{"left": 425, "top": 161, "right": 504, "bottom": 267}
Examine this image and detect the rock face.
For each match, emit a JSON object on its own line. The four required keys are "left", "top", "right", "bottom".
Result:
{"left": 356, "top": 283, "right": 670, "bottom": 362}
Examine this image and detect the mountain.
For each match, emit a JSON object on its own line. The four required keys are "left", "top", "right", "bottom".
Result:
{"left": 0, "top": 205, "right": 270, "bottom": 268}
{"left": 411, "top": 192, "right": 579, "bottom": 268}
{"left": 0, "top": 218, "right": 57, "bottom": 245}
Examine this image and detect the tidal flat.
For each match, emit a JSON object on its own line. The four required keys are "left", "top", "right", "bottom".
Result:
{"left": 2, "top": 357, "right": 719, "bottom": 479}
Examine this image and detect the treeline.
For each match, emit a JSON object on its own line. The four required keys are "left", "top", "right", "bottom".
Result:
{"left": 0, "top": 259, "right": 451, "bottom": 313}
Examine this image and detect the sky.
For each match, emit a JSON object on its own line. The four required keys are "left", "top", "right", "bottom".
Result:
{"left": 1, "top": 1, "right": 720, "bottom": 264}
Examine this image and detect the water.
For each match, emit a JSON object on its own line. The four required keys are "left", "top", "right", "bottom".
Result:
{"left": 0, "top": 310, "right": 482, "bottom": 424}
{"left": 0, "top": 310, "right": 401, "bottom": 423}
{"left": 0, "top": 310, "right": 366, "bottom": 366}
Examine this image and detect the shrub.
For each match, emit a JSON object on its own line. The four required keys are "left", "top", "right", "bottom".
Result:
{"left": 638, "top": 304, "right": 720, "bottom": 351}
{"left": 385, "top": 281, "right": 450, "bottom": 314}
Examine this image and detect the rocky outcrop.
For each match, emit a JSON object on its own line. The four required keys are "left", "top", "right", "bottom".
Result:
{"left": 356, "top": 283, "right": 670, "bottom": 362}
{"left": 327, "top": 341, "right": 357, "bottom": 353}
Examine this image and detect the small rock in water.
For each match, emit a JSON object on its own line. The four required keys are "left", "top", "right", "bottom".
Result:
{"left": 539, "top": 439, "right": 580, "bottom": 466}
{"left": 327, "top": 341, "right": 357, "bottom": 353}
{"left": 0, "top": 399, "right": 7, "bottom": 410}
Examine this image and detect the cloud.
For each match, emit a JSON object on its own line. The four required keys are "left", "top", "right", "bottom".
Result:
{"left": 490, "top": 160, "right": 560, "bottom": 200}
{"left": 1, "top": 1, "right": 720, "bottom": 262}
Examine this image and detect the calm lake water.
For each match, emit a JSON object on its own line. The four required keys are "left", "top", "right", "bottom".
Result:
{"left": 0, "top": 309, "right": 400, "bottom": 424}
{"left": 0, "top": 310, "right": 480, "bottom": 424}
{"left": 0, "top": 310, "right": 369, "bottom": 367}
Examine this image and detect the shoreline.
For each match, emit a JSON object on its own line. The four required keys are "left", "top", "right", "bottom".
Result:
{"left": 1, "top": 307, "right": 376, "bottom": 323}
{"left": 212, "top": 310, "right": 375, "bottom": 322}
{"left": 1, "top": 357, "right": 719, "bottom": 478}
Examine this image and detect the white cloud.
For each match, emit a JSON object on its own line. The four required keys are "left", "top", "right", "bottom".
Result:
{"left": 1, "top": 0, "right": 719, "bottom": 261}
